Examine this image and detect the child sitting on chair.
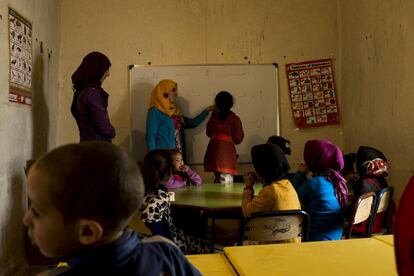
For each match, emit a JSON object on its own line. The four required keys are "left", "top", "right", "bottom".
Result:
{"left": 165, "top": 149, "right": 202, "bottom": 189}
{"left": 352, "top": 146, "right": 391, "bottom": 234}
{"left": 292, "top": 139, "right": 348, "bottom": 242}
{"left": 22, "top": 142, "right": 200, "bottom": 275}
{"left": 242, "top": 143, "right": 301, "bottom": 242}
{"left": 140, "top": 149, "right": 213, "bottom": 254}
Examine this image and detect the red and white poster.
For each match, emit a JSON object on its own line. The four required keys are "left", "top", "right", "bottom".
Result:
{"left": 9, "top": 8, "right": 32, "bottom": 106}
{"left": 286, "top": 59, "right": 340, "bottom": 128}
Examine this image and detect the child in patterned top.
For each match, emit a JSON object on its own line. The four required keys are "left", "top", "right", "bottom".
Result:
{"left": 165, "top": 150, "right": 202, "bottom": 189}
{"left": 140, "top": 149, "right": 213, "bottom": 254}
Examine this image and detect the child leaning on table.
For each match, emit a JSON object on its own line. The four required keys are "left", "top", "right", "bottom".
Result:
{"left": 140, "top": 149, "right": 213, "bottom": 254}
{"left": 242, "top": 143, "right": 302, "bottom": 243}
{"left": 22, "top": 142, "right": 201, "bottom": 275}
{"left": 165, "top": 149, "right": 202, "bottom": 189}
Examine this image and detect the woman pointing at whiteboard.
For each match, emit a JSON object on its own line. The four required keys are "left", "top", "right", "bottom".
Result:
{"left": 146, "top": 79, "right": 213, "bottom": 154}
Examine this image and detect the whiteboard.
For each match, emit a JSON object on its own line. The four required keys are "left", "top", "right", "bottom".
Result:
{"left": 130, "top": 64, "right": 279, "bottom": 164}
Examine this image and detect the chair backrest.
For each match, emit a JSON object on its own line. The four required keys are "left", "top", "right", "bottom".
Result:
{"left": 344, "top": 192, "right": 376, "bottom": 238}
{"left": 239, "top": 210, "right": 309, "bottom": 245}
{"left": 375, "top": 187, "right": 393, "bottom": 214}
{"left": 367, "top": 187, "right": 393, "bottom": 234}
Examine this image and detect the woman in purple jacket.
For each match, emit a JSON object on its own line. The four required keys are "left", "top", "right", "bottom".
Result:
{"left": 71, "top": 52, "right": 116, "bottom": 142}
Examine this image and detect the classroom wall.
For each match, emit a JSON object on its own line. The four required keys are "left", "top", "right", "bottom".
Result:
{"left": 0, "top": 0, "right": 59, "bottom": 274}
{"left": 57, "top": 0, "right": 343, "bottom": 178}
{"left": 339, "top": 0, "right": 414, "bottom": 202}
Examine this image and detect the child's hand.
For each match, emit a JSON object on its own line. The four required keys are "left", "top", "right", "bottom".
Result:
{"left": 243, "top": 172, "right": 257, "bottom": 188}
{"left": 297, "top": 163, "right": 309, "bottom": 174}
{"left": 179, "top": 165, "right": 190, "bottom": 173}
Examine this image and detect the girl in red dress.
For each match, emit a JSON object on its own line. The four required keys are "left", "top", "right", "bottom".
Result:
{"left": 204, "top": 91, "right": 244, "bottom": 183}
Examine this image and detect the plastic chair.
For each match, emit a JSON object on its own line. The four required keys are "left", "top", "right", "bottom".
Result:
{"left": 367, "top": 187, "right": 393, "bottom": 235}
{"left": 238, "top": 210, "right": 309, "bottom": 245}
{"left": 344, "top": 192, "right": 376, "bottom": 239}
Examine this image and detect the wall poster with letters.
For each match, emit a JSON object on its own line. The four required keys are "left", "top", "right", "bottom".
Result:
{"left": 9, "top": 8, "right": 32, "bottom": 105}
{"left": 286, "top": 59, "right": 340, "bottom": 128}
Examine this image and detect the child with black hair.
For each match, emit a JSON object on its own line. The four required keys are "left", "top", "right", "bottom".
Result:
{"left": 22, "top": 142, "right": 200, "bottom": 275}
{"left": 267, "top": 135, "right": 291, "bottom": 155}
{"left": 340, "top": 152, "right": 358, "bottom": 200}
{"left": 165, "top": 149, "right": 202, "bottom": 189}
{"left": 267, "top": 135, "right": 298, "bottom": 182}
{"left": 242, "top": 143, "right": 301, "bottom": 243}
{"left": 204, "top": 91, "right": 244, "bottom": 183}
{"left": 140, "top": 149, "right": 213, "bottom": 254}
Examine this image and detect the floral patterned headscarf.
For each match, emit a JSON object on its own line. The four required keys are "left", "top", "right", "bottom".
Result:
{"left": 356, "top": 146, "right": 390, "bottom": 177}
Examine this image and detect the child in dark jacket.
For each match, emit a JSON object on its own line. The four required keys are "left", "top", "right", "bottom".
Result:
{"left": 22, "top": 142, "right": 200, "bottom": 275}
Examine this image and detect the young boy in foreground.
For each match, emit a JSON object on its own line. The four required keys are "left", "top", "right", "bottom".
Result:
{"left": 22, "top": 142, "right": 201, "bottom": 275}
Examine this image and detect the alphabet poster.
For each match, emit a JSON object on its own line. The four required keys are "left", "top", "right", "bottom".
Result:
{"left": 8, "top": 8, "right": 32, "bottom": 105}
{"left": 286, "top": 59, "right": 340, "bottom": 128}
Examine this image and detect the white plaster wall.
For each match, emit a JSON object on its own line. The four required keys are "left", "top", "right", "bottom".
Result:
{"left": 340, "top": 0, "right": 414, "bottom": 202}
{"left": 58, "top": 0, "right": 343, "bottom": 174}
{"left": 0, "top": 0, "right": 59, "bottom": 274}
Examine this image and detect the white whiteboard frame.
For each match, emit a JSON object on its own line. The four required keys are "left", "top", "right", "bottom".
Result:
{"left": 129, "top": 64, "right": 280, "bottom": 164}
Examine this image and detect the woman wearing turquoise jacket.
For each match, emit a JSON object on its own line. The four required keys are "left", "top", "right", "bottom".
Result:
{"left": 146, "top": 80, "right": 212, "bottom": 153}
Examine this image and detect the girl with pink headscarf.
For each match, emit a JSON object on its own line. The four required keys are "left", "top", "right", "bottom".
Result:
{"left": 292, "top": 139, "right": 348, "bottom": 241}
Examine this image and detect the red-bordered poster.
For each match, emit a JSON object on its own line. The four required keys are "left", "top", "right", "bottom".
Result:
{"left": 286, "top": 59, "right": 340, "bottom": 128}
{"left": 9, "top": 8, "right": 32, "bottom": 106}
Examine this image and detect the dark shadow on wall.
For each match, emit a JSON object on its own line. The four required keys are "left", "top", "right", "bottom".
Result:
{"left": 120, "top": 81, "right": 154, "bottom": 160}
{"left": 31, "top": 48, "right": 49, "bottom": 159}
{"left": 176, "top": 95, "right": 210, "bottom": 164}
{"left": 0, "top": 167, "right": 26, "bottom": 271}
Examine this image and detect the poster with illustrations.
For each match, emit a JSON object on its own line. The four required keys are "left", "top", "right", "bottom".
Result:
{"left": 286, "top": 59, "right": 340, "bottom": 128}
{"left": 9, "top": 8, "right": 32, "bottom": 105}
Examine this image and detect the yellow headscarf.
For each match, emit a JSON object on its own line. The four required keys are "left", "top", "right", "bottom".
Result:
{"left": 149, "top": 80, "right": 183, "bottom": 120}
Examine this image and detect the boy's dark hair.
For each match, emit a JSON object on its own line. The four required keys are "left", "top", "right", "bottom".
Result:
{"left": 33, "top": 142, "right": 144, "bottom": 233}
{"left": 141, "top": 149, "right": 172, "bottom": 193}
{"left": 215, "top": 91, "right": 233, "bottom": 120}
{"left": 267, "top": 135, "right": 291, "bottom": 155}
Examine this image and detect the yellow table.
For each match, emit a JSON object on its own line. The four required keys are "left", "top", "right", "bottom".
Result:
{"left": 187, "top": 253, "right": 237, "bottom": 275}
{"left": 224, "top": 238, "right": 397, "bottom": 276}
{"left": 373, "top": 234, "right": 394, "bottom": 246}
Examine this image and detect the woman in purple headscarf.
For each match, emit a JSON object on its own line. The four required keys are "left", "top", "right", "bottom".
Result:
{"left": 71, "top": 52, "right": 115, "bottom": 142}
{"left": 292, "top": 139, "right": 348, "bottom": 241}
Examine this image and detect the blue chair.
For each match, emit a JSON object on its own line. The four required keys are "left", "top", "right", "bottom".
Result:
{"left": 368, "top": 187, "right": 393, "bottom": 235}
